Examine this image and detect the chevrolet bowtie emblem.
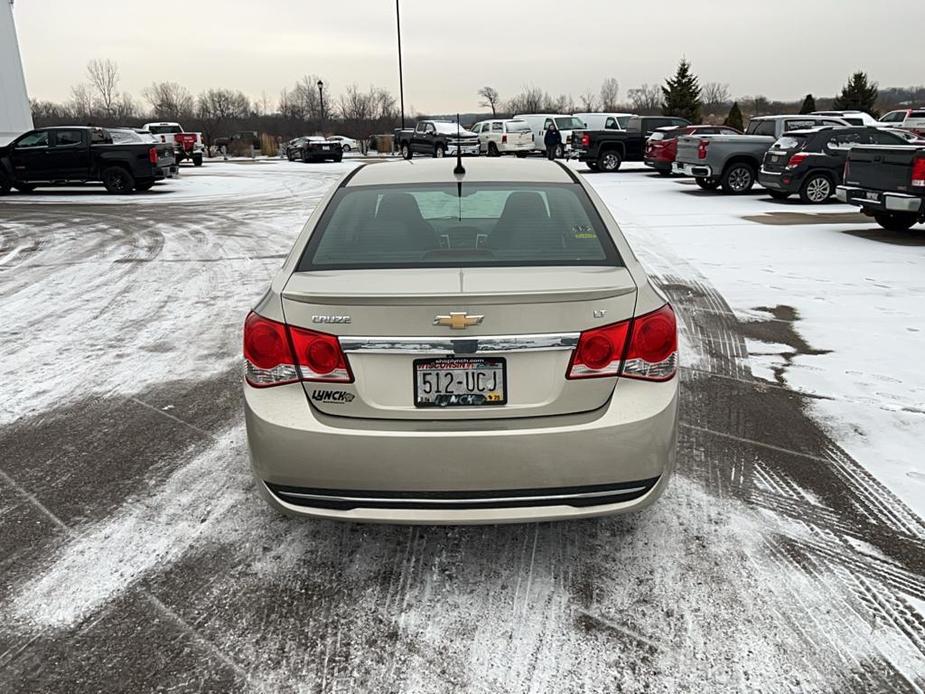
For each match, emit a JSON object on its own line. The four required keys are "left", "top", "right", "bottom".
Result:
{"left": 433, "top": 312, "right": 485, "bottom": 330}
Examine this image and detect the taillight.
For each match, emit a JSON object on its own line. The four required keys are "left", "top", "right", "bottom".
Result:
{"left": 912, "top": 156, "right": 925, "bottom": 188}
{"left": 502, "top": 134, "right": 507, "bottom": 144}
{"left": 697, "top": 139, "right": 709, "bottom": 159}
{"left": 567, "top": 321, "right": 631, "bottom": 379}
{"left": 243, "top": 312, "right": 352, "bottom": 387}
{"left": 148, "top": 147, "right": 158, "bottom": 165}
{"left": 844, "top": 158, "right": 850, "bottom": 181}
{"left": 622, "top": 305, "right": 678, "bottom": 381}
{"left": 786, "top": 152, "right": 809, "bottom": 169}
{"left": 581, "top": 133, "right": 590, "bottom": 147}
{"left": 566, "top": 305, "right": 678, "bottom": 381}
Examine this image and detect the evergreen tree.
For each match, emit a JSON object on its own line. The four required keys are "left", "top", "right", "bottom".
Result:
{"left": 799, "top": 94, "right": 816, "bottom": 114}
{"left": 662, "top": 59, "right": 702, "bottom": 124}
{"left": 832, "top": 72, "right": 879, "bottom": 115}
{"left": 724, "top": 102, "right": 744, "bottom": 131}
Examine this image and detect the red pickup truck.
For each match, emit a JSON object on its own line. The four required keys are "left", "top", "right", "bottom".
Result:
{"left": 142, "top": 122, "right": 205, "bottom": 166}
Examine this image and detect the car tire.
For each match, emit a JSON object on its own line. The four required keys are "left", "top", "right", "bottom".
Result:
{"left": 102, "top": 166, "right": 135, "bottom": 194}
{"left": 434, "top": 145, "right": 446, "bottom": 158}
{"left": 13, "top": 183, "right": 36, "bottom": 193}
{"left": 287, "top": 151, "right": 295, "bottom": 162}
{"left": 721, "top": 162, "right": 756, "bottom": 194}
{"left": 695, "top": 177, "right": 720, "bottom": 190}
{"left": 586, "top": 162, "right": 600, "bottom": 172}
{"left": 874, "top": 212, "right": 919, "bottom": 232}
{"left": 342, "top": 145, "right": 351, "bottom": 153}
{"left": 657, "top": 169, "right": 672, "bottom": 177}
{"left": 768, "top": 190, "right": 791, "bottom": 200}
{"left": 192, "top": 154, "right": 203, "bottom": 167}
{"left": 0, "top": 176, "right": 11, "bottom": 195}
{"left": 798, "top": 173, "right": 833, "bottom": 204}
{"left": 597, "top": 149, "right": 623, "bottom": 172}
{"left": 135, "top": 180, "right": 156, "bottom": 192}
{"left": 334, "top": 155, "right": 343, "bottom": 163}
{"left": 401, "top": 143, "right": 412, "bottom": 160}
{"left": 487, "top": 142, "right": 500, "bottom": 157}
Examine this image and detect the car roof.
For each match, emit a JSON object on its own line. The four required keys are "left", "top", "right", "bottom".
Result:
{"left": 345, "top": 158, "right": 577, "bottom": 187}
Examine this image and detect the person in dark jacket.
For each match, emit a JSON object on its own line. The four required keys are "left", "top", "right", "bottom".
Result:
{"left": 544, "top": 123, "right": 562, "bottom": 160}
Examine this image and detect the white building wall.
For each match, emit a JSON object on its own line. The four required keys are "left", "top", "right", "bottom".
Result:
{"left": 1, "top": 1, "right": 33, "bottom": 145}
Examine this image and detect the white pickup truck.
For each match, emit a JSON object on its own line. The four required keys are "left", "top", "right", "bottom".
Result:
{"left": 141, "top": 122, "right": 205, "bottom": 166}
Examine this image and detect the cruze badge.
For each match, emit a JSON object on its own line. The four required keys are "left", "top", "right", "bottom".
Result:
{"left": 433, "top": 312, "right": 485, "bottom": 330}
{"left": 312, "top": 315, "right": 351, "bottom": 324}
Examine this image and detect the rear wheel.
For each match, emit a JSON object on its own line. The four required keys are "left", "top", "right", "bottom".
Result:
{"left": 597, "top": 149, "right": 623, "bottom": 172}
{"left": 0, "top": 176, "right": 11, "bottom": 195}
{"left": 768, "top": 190, "right": 790, "bottom": 200}
{"left": 135, "top": 180, "right": 156, "bottom": 192}
{"left": 342, "top": 145, "right": 351, "bottom": 153}
{"left": 101, "top": 166, "right": 135, "bottom": 194}
{"left": 333, "top": 155, "right": 343, "bottom": 163}
{"left": 799, "top": 173, "right": 833, "bottom": 204}
{"left": 192, "top": 153, "right": 203, "bottom": 167}
{"left": 401, "top": 143, "right": 412, "bottom": 160}
{"left": 721, "top": 162, "right": 756, "bottom": 194}
{"left": 487, "top": 142, "right": 500, "bottom": 157}
{"left": 434, "top": 145, "right": 446, "bottom": 158}
{"left": 287, "top": 150, "right": 295, "bottom": 162}
{"left": 874, "top": 212, "right": 918, "bottom": 232}
{"left": 695, "top": 177, "right": 720, "bottom": 191}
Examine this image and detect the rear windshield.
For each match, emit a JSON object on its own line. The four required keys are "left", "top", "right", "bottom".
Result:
{"left": 770, "top": 135, "right": 806, "bottom": 150}
{"left": 108, "top": 130, "right": 142, "bottom": 144}
{"left": 298, "top": 183, "right": 622, "bottom": 271}
{"left": 505, "top": 120, "right": 531, "bottom": 133}
{"left": 147, "top": 125, "right": 181, "bottom": 134}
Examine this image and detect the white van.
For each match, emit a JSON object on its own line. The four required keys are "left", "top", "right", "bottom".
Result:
{"left": 574, "top": 113, "right": 635, "bottom": 131}
{"left": 514, "top": 114, "right": 587, "bottom": 157}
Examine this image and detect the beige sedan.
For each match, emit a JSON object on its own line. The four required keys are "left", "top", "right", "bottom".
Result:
{"left": 244, "top": 158, "right": 679, "bottom": 524}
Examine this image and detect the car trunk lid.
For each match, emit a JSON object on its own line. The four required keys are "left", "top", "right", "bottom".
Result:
{"left": 281, "top": 267, "right": 638, "bottom": 420}
{"left": 845, "top": 145, "right": 922, "bottom": 193}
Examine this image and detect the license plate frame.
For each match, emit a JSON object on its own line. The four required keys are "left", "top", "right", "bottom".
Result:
{"left": 413, "top": 357, "right": 507, "bottom": 408}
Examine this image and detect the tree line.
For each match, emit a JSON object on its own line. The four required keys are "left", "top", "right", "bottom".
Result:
{"left": 30, "top": 58, "right": 924, "bottom": 145}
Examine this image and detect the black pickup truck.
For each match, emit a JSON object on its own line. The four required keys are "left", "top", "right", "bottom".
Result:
{"left": 837, "top": 145, "right": 925, "bottom": 231}
{"left": 0, "top": 126, "right": 172, "bottom": 195}
{"left": 572, "top": 115, "right": 690, "bottom": 172}
{"left": 394, "top": 120, "right": 480, "bottom": 160}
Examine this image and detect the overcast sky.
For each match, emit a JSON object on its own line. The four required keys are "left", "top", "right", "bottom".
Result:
{"left": 12, "top": 0, "right": 925, "bottom": 114}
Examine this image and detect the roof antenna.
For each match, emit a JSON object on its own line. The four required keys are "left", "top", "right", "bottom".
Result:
{"left": 453, "top": 113, "right": 466, "bottom": 176}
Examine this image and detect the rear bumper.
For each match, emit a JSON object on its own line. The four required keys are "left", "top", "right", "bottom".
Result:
{"left": 446, "top": 144, "right": 481, "bottom": 156}
{"left": 245, "top": 378, "right": 679, "bottom": 524}
{"left": 837, "top": 185, "right": 924, "bottom": 213}
{"left": 644, "top": 157, "right": 672, "bottom": 172}
{"left": 673, "top": 161, "right": 713, "bottom": 178}
{"left": 758, "top": 169, "right": 798, "bottom": 192}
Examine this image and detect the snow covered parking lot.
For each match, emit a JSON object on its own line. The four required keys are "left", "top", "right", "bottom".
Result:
{"left": 1, "top": 159, "right": 924, "bottom": 693}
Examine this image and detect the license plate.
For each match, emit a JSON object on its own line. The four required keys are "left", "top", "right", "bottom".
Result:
{"left": 865, "top": 192, "right": 879, "bottom": 201}
{"left": 414, "top": 357, "right": 506, "bottom": 408}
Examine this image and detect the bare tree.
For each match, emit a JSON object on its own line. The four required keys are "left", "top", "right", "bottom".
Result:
{"left": 478, "top": 86, "right": 500, "bottom": 116}
{"left": 143, "top": 82, "right": 194, "bottom": 121}
{"left": 69, "top": 84, "right": 95, "bottom": 120}
{"left": 113, "top": 93, "right": 138, "bottom": 122}
{"left": 293, "top": 75, "right": 324, "bottom": 120}
{"left": 87, "top": 59, "right": 120, "bottom": 118}
{"left": 578, "top": 89, "right": 598, "bottom": 112}
{"left": 338, "top": 84, "right": 373, "bottom": 121}
{"left": 197, "top": 89, "right": 251, "bottom": 144}
{"left": 702, "top": 82, "right": 731, "bottom": 112}
{"left": 600, "top": 78, "right": 620, "bottom": 111}
{"left": 506, "top": 86, "right": 552, "bottom": 114}
{"left": 627, "top": 83, "right": 662, "bottom": 113}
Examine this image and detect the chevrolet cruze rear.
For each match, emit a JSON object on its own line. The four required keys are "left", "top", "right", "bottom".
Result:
{"left": 244, "top": 158, "right": 679, "bottom": 523}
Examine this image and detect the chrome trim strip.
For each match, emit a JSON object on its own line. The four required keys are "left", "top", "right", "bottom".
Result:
{"left": 274, "top": 486, "right": 648, "bottom": 506}
{"left": 339, "top": 333, "right": 580, "bottom": 355}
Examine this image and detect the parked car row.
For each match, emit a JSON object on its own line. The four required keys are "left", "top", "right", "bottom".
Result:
{"left": 0, "top": 125, "right": 178, "bottom": 195}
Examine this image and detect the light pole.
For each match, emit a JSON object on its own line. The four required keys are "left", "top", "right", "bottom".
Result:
{"left": 396, "top": 0, "right": 405, "bottom": 130}
{"left": 317, "top": 80, "right": 325, "bottom": 133}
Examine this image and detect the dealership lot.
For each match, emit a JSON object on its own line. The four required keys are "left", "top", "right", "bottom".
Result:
{"left": 1, "top": 160, "right": 923, "bottom": 692}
